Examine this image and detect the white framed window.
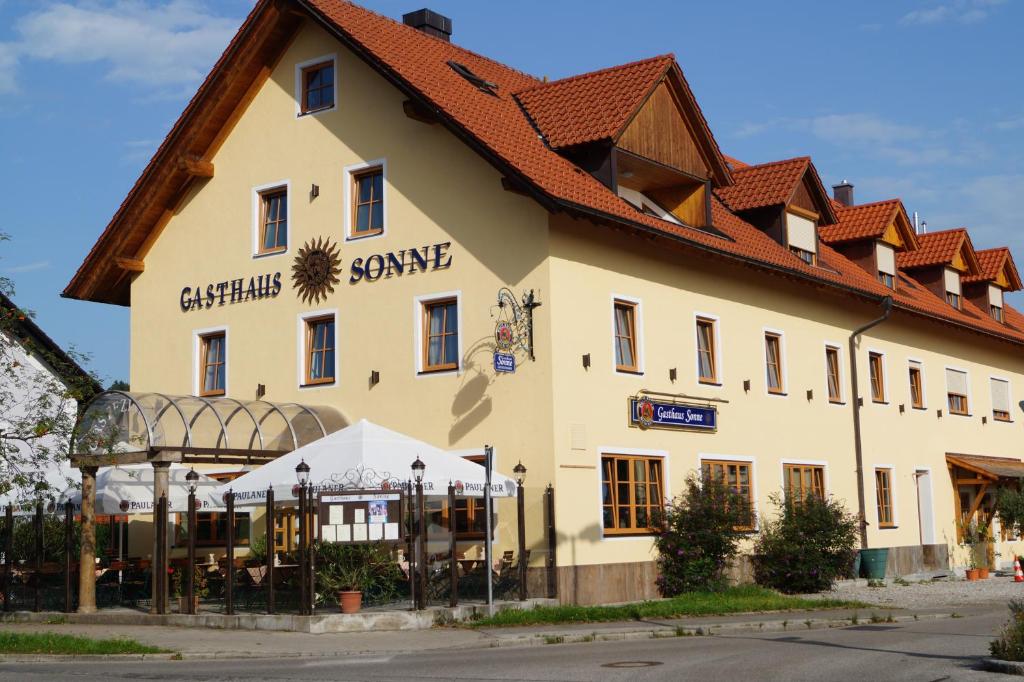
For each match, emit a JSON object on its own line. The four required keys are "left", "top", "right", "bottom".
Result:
{"left": 873, "top": 464, "right": 898, "bottom": 529}
{"left": 990, "top": 376, "right": 1013, "bottom": 422}
{"left": 611, "top": 295, "right": 644, "bottom": 375}
{"left": 296, "top": 309, "right": 339, "bottom": 390}
{"left": 823, "top": 342, "right": 844, "bottom": 404}
{"left": 693, "top": 311, "right": 722, "bottom": 386}
{"left": 944, "top": 267, "right": 962, "bottom": 309}
{"left": 252, "top": 180, "right": 291, "bottom": 258}
{"left": 699, "top": 453, "right": 758, "bottom": 531}
{"left": 192, "top": 326, "right": 228, "bottom": 397}
{"left": 762, "top": 327, "right": 787, "bottom": 396}
{"left": 597, "top": 446, "right": 669, "bottom": 540}
{"left": 344, "top": 159, "right": 387, "bottom": 240}
{"left": 867, "top": 349, "right": 888, "bottom": 404}
{"left": 294, "top": 54, "right": 337, "bottom": 117}
{"left": 876, "top": 242, "right": 896, "bottom": 289}
{"left": 990, "top": 285, "right": 1005, "bottom": 322}
{"left": 414, "top": 291, "right": 462, "bottom": 376}
{"left": 945, "top": 366, "right": 971, "bottom": 416}
{"left": 908, "top": 358, "right": 926, "bottom": 410}
{"left": 786, "top": 210, "right": 818, "bottom": 265}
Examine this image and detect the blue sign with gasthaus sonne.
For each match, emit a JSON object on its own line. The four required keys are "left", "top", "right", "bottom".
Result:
{"left": 629, "top": 397, "right": 717, "bottom": 432}
{"left": 493, "top": 352, "right": 516, "bottom": 373}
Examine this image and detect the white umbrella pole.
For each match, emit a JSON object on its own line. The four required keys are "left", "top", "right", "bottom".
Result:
{"left": 484, "top": 445, "right": 494, "bottom": 616}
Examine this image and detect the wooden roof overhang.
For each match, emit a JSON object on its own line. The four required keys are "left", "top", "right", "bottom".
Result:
{"left": 62, "top": 0, "right": 306, "bottom": 306}
{"left": 947, "top": 453, "right": 1024, "bottom": 481}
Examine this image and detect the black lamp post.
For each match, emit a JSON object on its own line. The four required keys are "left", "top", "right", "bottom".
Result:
{"left": 513, "top": 461, "right": 527, "bottom": 601}
{"left": 185, "top": 469, "right": 199, "bottom": 615}
{"left": 411, "top": 457, "right": 426, "bottom": 610}
{"left": 296, "top": 460, "right": 310, "bottom": 615}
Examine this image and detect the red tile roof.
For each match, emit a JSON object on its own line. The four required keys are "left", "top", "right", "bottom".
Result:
{"left": 819, "top": 199, "right": 901, "bottom": 245}
{"left": 897, "top": 228, "right": 977, "bottom": 271}
{"left": 964, "top": 247, "right": 1022, "bottom": 290}
{"left": 515, "top": 55, "right": 674, "bottom": 149}
{"left": 65, "top": 0, "right": 1024, "bottom": 348}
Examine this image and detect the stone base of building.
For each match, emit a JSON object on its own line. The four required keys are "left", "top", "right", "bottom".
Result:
{"left": 883, "top": 543, "right": 949, "bottom": 576}
{"left": 553, "top": 561, "right": 659, "bottom": 605}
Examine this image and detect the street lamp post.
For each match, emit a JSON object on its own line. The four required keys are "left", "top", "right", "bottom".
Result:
{"left": 513, "top": 461, "right": 527, "bottom": 601}
{"left": 296, "top": 460, "right": 310, "bottom": 615}
{"left": 411, "top": 457, "right": 426, "bottom": 610}
{"left": 185, "top": 469, "right": 199, "bottom": 615}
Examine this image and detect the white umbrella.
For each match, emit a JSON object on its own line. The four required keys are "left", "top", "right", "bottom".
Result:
{"left": 219, "top": 419, "right": 518, "bottom": 507}
{"left": 59, "top": 464, "right": 226, "bottom": 515}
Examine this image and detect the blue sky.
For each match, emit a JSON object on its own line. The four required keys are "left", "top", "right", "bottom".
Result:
{"left": 0, "top": 0, "right": 1021, "bottom": 384}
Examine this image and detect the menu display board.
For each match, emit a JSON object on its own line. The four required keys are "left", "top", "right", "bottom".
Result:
{"left": 317, "top": 490, "right": 403, "bottom": 544}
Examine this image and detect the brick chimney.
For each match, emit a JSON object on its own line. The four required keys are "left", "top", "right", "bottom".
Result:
{"left": 403, "top": 8, "right": 452, "bottom": 41}
{"left": 833, "top": 180, "right": 854, "bottom": 207}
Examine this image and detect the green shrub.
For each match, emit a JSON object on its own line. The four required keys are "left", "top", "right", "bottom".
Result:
{"left": 992, "top": 598, "right": 1024, "bottom": 661}
{"left": 8, "top": 516, "right": 110, "bottom": 563}
{"left": 752, "top": 493, "right": 858, "bottom": 594}
{"left": 652, "top": 474, "right": 748, "bottom": 595}
{"left": 996, "top": 488, "right": 1024, "bottom": 538}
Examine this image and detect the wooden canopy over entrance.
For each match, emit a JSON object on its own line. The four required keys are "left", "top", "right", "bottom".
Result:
{"left": 946, "top": 453, "right": 1024, "bottom": 543}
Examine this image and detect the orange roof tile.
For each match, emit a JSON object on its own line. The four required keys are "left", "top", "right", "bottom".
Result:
{"left": 964, "top": 247, "right": 1022, "bottom": 290}
{"left": 819, "top": 199, "right": 900, "bottom": 244}
{"left": 897, "top": 228, "right": 977, "bottom": 271}
{"left": 715, "top": 157, "right": 810, "bottom": 212}
{"left": 514, "top": 55, "right": 673, "bottom": 149}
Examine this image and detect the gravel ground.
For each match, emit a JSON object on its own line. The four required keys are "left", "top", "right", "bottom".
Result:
{"left": 814, "top": 574, "right": 1024, "bottom": 609}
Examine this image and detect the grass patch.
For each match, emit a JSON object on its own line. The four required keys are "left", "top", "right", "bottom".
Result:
{"left": 469, "top": 585, "right": 868, "bottom": 628}
{"left": 0, "top": 632, "right": 168, "bottom": 656}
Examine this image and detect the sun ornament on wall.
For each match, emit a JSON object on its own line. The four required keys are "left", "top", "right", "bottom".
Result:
{"left": 292, "top": 237, "right": 342, "bottom": 305}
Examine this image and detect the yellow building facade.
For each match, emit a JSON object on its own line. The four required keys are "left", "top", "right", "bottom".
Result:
{"left": 66, "top": 2, "right": 1024, "bottom": 604}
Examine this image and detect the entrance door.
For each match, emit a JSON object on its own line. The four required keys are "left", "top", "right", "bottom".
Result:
{"left": 915, "top": 469, "right": 935, "bottom": 545}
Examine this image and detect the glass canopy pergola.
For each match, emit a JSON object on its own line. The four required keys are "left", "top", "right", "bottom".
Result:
{"left": 71, "top": 391, "right": 347, "bottom": 466}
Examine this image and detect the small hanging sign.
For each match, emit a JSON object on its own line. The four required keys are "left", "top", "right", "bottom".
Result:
{"left": 493, "top": 352, "right": 516, "bottom": 373}
{"left": 629, "top": 396, "right": 717, "bottom": 432}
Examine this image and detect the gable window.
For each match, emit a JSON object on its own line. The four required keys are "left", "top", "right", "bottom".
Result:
{"left": 991, "top": 377, "right": 1012, "bottom": 422}
{"left": 876, "top": 242, "right": 896, "bottom": 289}
{"left": 945, "top": 368, "right": 969, "bottom": 415}
{"left": 702, "top": 459, "right": 754, "bottom": 530}
{"left": 764, "top": 332, "right": 784, "bottom": 394}
{"left": 613, "top": 300, "right": 639, "bottom": 373}
{"left": 786, "top": 210, "right": 818, "bottom": 265}
{"left": 422, "top": 297, "right": 459, "bottom": 372}
{"left": 944, "top": 268, "right": 961, "bottom": 309}
{"left": 351, "top": 166, "right": 384, "bottom": 237}
{"left": 695, "top": 317, "right": 717, "bottom": 384}
{"left": 875, "top": 468, "right": 894, "bottom": 528}
{"left": 990, "top": 285, "right": 1004, "bottom": 322}
{"left": 303, "top": 315, "right": 336, "bottom": 386}
{"left": 199, "top": 332, "right": 226, "bottom": 397}
{"left": 258, "top": 187, "right": 288, "bottom": 254}
{"left": 869, "top": 352, "right": 885, "bottom": 403}
{"left": 825, "top": 346, "right": 841, "bottom": 403}
{"left": 601, "top": 454, "right": 663, "bottom": 534}
{"left": 908, "top": 361, "right": 924, "bottom": 409}
{"left": 299, "top": 59, "right": 335, "bottom": 115}
{"left": 784, "top": 464, "right": 825, "bottom": 503}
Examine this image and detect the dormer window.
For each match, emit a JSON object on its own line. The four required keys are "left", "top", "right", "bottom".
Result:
{"left": 786, "top": 209, "right": 817, "bottom": 265}
{"left": 944, "top": 268, "right": 962, "bottom": 309}
{"left": 617, "top": 186, "right": 681, "bottom": 225}
{"left": 989, "top": 285, "right": 1004, "bottom": 322}
{"left": 876, "top": 242, "right": 896, "bottom": 289}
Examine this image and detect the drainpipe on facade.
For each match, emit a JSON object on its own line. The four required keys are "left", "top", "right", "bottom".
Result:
{"left": 849, "top": 296, "right": 893, "bottom": 549}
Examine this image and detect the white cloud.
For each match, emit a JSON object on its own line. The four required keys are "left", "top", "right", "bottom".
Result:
{"left": 995, "top": 115, "right": 1024, "bottom": 131}
{"left": 3, "top": 260, "right": 51, "bottom": 274}
{"left": 0, "top": 1, "right": 240, "bottom": 97}
{"left": 901, "top": 0, "right": 1006, "bottom": 25}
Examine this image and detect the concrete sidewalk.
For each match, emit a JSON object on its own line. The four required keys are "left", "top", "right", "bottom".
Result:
{"left": 0, "top": 603, "right": 998, "bottom": 661}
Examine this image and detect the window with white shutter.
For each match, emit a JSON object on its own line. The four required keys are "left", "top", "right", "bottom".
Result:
{"left": 991, "top": 378, "right": 1011, "bottom": 422}
{"left": 946, "top": 368, "right": 969, "bottom": 415}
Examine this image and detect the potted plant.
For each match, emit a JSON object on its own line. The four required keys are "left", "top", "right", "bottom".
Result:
{"left": 961, "top": 518, "right": 989, "bottom": 580}
{"left": 172, "top": 564, "right": 209, "bottom": 612}
{"left": 335, "top": 563, "right": 369, "bottom": 614}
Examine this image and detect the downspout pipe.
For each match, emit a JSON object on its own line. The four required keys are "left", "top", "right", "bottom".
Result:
{"left": 849, "top": 296, "right": 893, "bottom": 549}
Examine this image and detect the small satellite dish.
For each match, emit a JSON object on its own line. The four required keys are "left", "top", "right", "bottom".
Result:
{"left": 1019, "top": 400, "right": 1024, "bottom": 412}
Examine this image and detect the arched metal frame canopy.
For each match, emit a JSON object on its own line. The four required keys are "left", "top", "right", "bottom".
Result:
{"left": 70, "top": 391, "right": 347, "bottom": 466}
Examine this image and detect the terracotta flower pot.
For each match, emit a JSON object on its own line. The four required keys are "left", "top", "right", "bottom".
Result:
{"left": 979, "top": 567, "right": 990, "bottom": 579}
{"left": 966, "top": 568, "right": 980, "bottom": 581}
{"left": 339, "top": 591, "right": 362, "bottom": 614}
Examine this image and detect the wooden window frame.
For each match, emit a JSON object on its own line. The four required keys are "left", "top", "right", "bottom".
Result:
{"left": 198, "top": 332, "right": 226, "bottom": 397}
{"left": 784, "top": 463, "right": 825, "bottom": 503}
{"left": 303, "top": 314, "right": 336, "bottom": 386}
{"left": 434, "top": 455, "right": 488, "bottom": 540}
{"left": 695, "top": 316, "right": 718, "bottom": 384}
{"left": 601, "top": 453, "right": 664, "bottom": 535}
{"left": 825, "top": 346, "right": 842, "bottom": 403}
{"left": 868, "top": 352, "right": 885, "bottom": 403}
{"left": 991, "top": 378, "right": 1012, "bottom": 422}
{"left": 299, "top": 59, "right": 335, "bottom": 115}
{"left": 874, "top": 468, "right": 894, "bottom": 528}
{"left": 701, "top": 459, "right": 755, "bottom": 531}
{"left": 764, "top": 332, "right": 784, "bottom": 395}
{"left": 350, "top": 166, "right": 385, "bottom": 238}
{"left": 421, "top": 297, "right": 459, "bottom": 373}
{"left": 946, "top": 291, "right": 961, "bottom": 309}
{"left": 193, "top": 511, "right": 251, "bottom": 548}
{"left": 992, "top": 305, "right": 1004, "bottom": 323}
{"left": 877, "top": 271, "right": 895, "bottom": 289}
{"left": 613, "top": 299, "right": 640, "bottom": 374}
{"left": 790, "top": 245, "right": 816, "bottom": 265}
{"left": 909, "top": 365, "right": 924, "bottom": 409}
{"left": 257, "top": 187, "right": 288, "bottom": 255}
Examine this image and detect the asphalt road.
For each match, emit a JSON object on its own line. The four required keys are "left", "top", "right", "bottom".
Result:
{"left": 0, "top": 610, "right": 1015, "bottom": 681}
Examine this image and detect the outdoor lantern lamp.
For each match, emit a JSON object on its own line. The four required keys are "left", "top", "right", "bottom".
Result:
{"left": 185, "top": 468, "right": 200, "bottom": 494}
{"left": 295, "top": 459, "right": 311, "bottom": 486}
{"left": 513, "top": 461, "right": 527, "bottom": 486}
{"left": 411, "top": 456, "right": 425, "bottom": 483}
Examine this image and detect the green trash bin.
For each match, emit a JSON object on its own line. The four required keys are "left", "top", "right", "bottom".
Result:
{"left": 859, "top": 548, "right": 889, "bottom": 580}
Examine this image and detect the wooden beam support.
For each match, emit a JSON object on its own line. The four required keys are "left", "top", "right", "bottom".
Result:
{"left": 113, "top": 256, "right": 144, "bottom": 273}
{"left": 177, "top": 156, "right": 214, "bottom": 178}
{"left": 403, "top": 99, "right": 437, "bottom": 124}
